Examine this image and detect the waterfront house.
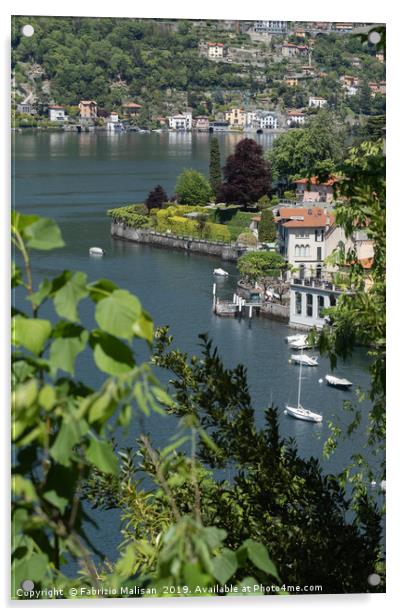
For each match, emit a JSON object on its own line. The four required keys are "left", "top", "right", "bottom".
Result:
{"left": 79, "top": 100, "right": 97, "bottom": 119}
{"left": 276, "top": 206, "right": 335, "bottom": 280}
{"left": 324, "top": 224, "right": 374, "bottom": 280}
{"left": 289, "top": 276, "right": 343, "bottom": 329}
{"left": 286, "top": 109, "right": 305, "bottom": 126}
{"left": 17, "top": 103, "right": 35, "bottom": 115}
{"left": 225, "top": 108, "right": 246, "bottom": 128}
{"left": 211, "top": 120, "right": 230, "bottom": 132}
{"left": 308, "top": 96, "right": 327, "bottom": 108}
{"left": 122, "top": 102, "right": 142, "bottom": 117}
{"left": 168, "top": 111, "right": 192, "bottom": 130}
{"left": 193, "top": 116, "right": 210, "bottom": 131}
{"left": 295, "top": 176, "right": 336, "bottom": 204}
{"left": 207, "top": 42, "right": 224, "bottom": 58}
{"left": 258, "top": 112, "right": 278, "bottom": 130}
{"left": 48, "top": 105, "right": 66, "bottom": 122}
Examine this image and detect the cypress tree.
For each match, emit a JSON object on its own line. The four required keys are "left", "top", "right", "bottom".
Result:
{"left": 209, "top": 137, "right": 222, "bottom": 199}
{"left": 258, "top": 208, "right": 277, "bottom": 243}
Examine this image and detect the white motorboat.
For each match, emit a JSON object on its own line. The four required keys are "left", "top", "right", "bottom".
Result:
{"left": 291, "top": 354, "right": 318, "bottom": 367}
{"left": 284, "top": 350, "right": 322, "bottom": 423}
{"left": 289, "top": 339, "right": 312, "bottom": 350}
{"left": 213, "top": 268, "right": 229, "bottom": 277}
{"left": 89, "top": 247, "right": 105, "bottom": 256}
{"left": 284, "top": 405, "right": 323, "bottom": 423}
{"left": 285, "top": 334, "right": 307, "bottom": 344}
{"left": 325, "top": 375, "right": 353, "bottom": 389}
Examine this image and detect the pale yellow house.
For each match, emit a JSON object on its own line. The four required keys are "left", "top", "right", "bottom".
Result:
{"left": 225, "top": 108, "right": 246, "bottom": 128}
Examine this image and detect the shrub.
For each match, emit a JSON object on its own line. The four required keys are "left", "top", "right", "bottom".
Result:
{"left": 258, "top": 208, "right": 277, "bottom": 243}
{"left": 237, "top": 232, "right": 258, "bottom": 247}
{"left": 175, "top": 169, "right": 213, "bottom": 206}
{"left": 203, "top": 222, "right": 231, "bottom": 242}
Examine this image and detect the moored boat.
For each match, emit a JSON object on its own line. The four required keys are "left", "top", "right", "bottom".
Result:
{"left": 291, "top": 354, "right": 318, "bottom": 367}
{"left": 284, "top": 405, "right": 323, "bottom": 423}
{"left": 325, "top": 375, "right": 353, "bottom": 389}
{"left": 89, "top": 247, "right": 105, "bottom": 256}
{"left": 213, "top": 268, "right": 229, "bottom": 276}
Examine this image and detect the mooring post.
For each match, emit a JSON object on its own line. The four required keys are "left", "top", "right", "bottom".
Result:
{"left": 212, "top": 283, "right": 217, "bottom": 311}
{"left": 249, "top": 305, "right": 253, "bottom": 319}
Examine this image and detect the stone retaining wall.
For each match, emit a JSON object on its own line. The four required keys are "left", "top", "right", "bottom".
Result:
{"left": 111, "top": 222, "right": 248, "bottom": 261}
{"left": 260, "top": 301, "right": 289, "bottom": 323}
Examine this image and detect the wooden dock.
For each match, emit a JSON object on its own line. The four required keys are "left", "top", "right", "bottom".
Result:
{"left": 213, "top": 284, "right": 262, "bottom": 319}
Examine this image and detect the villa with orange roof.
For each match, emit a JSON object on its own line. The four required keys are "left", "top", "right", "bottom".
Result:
{"left": 295, "top": 176, "right": 337, "bottom": 204}
{"left": 78, "top": 100, "right": 97, "bottom": 119}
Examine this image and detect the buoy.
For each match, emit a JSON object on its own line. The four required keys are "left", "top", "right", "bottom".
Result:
{"left": 319, "top": 378, "right": 323, "bottom": 384}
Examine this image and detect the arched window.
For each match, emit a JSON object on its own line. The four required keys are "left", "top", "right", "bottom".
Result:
{"left": 295, "top": 244, "right": 300, "bottom": 257}
{"left": 317, "top": 295, "right": 325, "bottom": 317}
{"left": 300, "top": 245, "right": 305, "bottom": 257}
{"left": 305, "top": 245, "right": 310, "bottom": 257}
{"left": 295, "top": 292, "right": 302, "bottom": 315}
{"left": 306, "top": 293, "right": 313, "bottom": 317}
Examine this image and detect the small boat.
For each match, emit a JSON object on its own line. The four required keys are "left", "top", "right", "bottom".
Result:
{"left": 284, "top": 350, "right": 322, "bottom": 423}
{"left": 285, "top": 334, "right": 307, "bottom": 344}
{"left": 89, "top": 247, "right": 105, "bottom": 256}
{"left": 284, "top": 405, "right": 323, "bottom": 423}
{"left": 291, "top": 354, "right": 318, "bottom": 367}
{"left": 289, "top": 339, "right": 312, "bottom": 350}
{"left": 213, "top": 268, "right": 229, "bottom": 277}
{"left": 325, "top": 375, "right": 353, "bottom": 389}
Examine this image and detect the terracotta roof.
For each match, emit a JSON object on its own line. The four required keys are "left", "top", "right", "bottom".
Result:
{"left": 277, "top": 207, "right": 334, "bottom": 228}
{"left": 123, "top": 102, "right": 142, "bottom": 108}
{"left": 294, "top": 176, "right": 337, "bottom": 187}
{"left": 287, "top": 109, "right": 305, "bottom": 116}
{"left": 48, "top": 105, "right": 64, "bottom": 109}
{"left": 208, "top": 42, "right": 224, "bottom": 46}
{"left": 80, "top": 100, "right": 97, "bottom": 105}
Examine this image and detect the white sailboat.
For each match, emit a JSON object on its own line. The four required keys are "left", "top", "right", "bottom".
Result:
{"left": 285, "top": 351, "right": 323, "bottom": 423}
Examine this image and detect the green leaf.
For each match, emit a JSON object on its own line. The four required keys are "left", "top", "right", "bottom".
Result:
{"left": 50, "top": 419, "right": 87, "bottom": 467}
{"left": 38, "top": 385, "right": 56, "bottom": 411}
{"left": 12, "top": 475, "right": 38, "bottom": 502}
{"left": 24, "top": 216, "right": 65, "bottom": 250}
{"left": 132, "top": 310, "right": 154, "bottom": 343}
{"left": 29, "top": 278, "right": 52, "bottom": 307}
{"left": 85, "top": 438, "right": 119, "bottom": 475}
{"left": 12, "top": 315, "right": 52, "bottom": 355}
{"left": 88, "top": 278, "right": 118, "bottom": 303}
{"left": 11, "top": 262, "right": 23, "bottom": 288}
{"left": 95, "top": 289, "right": 141, "bottom": 340}
{"left": 52, "top": 271, "right": 88, "bottom": 322}
{"left": 211, "top": 548, "right": 238, "bottom": 585}
{"left": 90, "top": 331, "right": 135, "bottom": 376}
{"left": 87, "top": 390, "right": 117, "bottom": 424}
{"left": 12, "top": 551, "right": 49, "bottom": 594}
{"left": 242, "top": 539, "right": 279, "bottom": 580}
{"left": 49, "top": 323, "right": 88, "bottom": 375}
{"left": 43, "top": 490, "right": 69, "bottom": 514}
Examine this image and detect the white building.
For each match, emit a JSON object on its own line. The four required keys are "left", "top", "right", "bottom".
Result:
{"left": 276, "top": 206, "right": 334, "bottom": 279}
{"left": 286, "top": 110, "right": 305, "bottom": 126}
{"left": 48, "top": 105, "right": 66, "bottom": 122}
{"left": 289, "top": 278, "right": 342, "bottom": 329}
{"left": 308, "top": 96, "right": 327, "bottom": 108}
{"left": 168, "top": 112, "right": 192, "bottom": 131}
{"left": 258, "top": 112, "right": 278, "bottom": 129}
{"left": 207, "top": 42, "right": 224, "bottom": 58}
{"left": 254, "top": 20, "right": 287, "bottom": 33}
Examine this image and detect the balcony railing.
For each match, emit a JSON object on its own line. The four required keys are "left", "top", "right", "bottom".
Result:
{"left": 291, "top": 277, "right": 343, "bottom": 292}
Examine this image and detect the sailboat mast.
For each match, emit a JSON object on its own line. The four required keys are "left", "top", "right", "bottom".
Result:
{"left": 297, "top": 349, "right": 302, "bottom": 407}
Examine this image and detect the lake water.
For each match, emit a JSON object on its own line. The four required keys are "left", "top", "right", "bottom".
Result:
{"left": 12, "top": 130, "right": 376, "bottom": 563}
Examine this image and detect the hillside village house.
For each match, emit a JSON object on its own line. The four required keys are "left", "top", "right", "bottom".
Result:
{"left": 308, "top": 96, "right": 327, "bottom": 108}
{"left": 253, "top": 20, "right": 287, "bottom": 33}
{"left": 295, "top": 176, "right": 336, "bottom": 204}
{"left": 48, "top": 105, "right": 66, "bottom": 122}
{"left": 286, "top": 109, "right": 305, "bottom": 126}
{"left": 207, "top": 42, "right": 224, "bottom": 58}
{"left": 301, "top": 65, "right": 315, "bottom": 76}
{"left": 225, "top": 108, "right": 246, "bottom": 127}
{"left": 122, "top": 102, "right": 142, "bottom": 117}
{"left": 193, "top": 116, "right": 210, "bottom": 131}
{"left": 369, "top": 81, "right": 386, "bottom": 96}
{"left": 285, "top": 76, "right": 299, "bottom": 87}
{"left": 79, "top": 100, "right": 97, "bottom": 119}
{"left": 281, "top": 43, "right": 308, "bottom": 58}
{"left": 276, "top": 206, "right": 334, "bottom": 280}
{"left": 168, "top": 111, "right": 192, "bottom": 130}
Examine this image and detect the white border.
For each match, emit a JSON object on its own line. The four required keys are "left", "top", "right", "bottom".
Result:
{"left": 1, "top": 0, "right": 400, "bottom": 613}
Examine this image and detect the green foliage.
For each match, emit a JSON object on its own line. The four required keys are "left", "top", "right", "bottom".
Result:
{"left": 209, "top": 137, "right": 222, "bottom": 198}
{"left": 268, "top": 110, "right": 346, "bottom": 187}
{"left": 236, "top": 232, "right": 257, "bottom": 247}
{"left": 107, "top": 206, "right": 149, "bottom": 228}
{"left": 175, "top": 169, "right": 213, "bottom": 206}
{"left": 237, "top": 251, "right": 286, "bottom": 284}
{"left": 202, "top": 222, "right": 231, "bottom": 243}
{"left": 316, "top": 139, "right": 385, "bottom": 486}
{"left": 258, "top": 209, "right": 277, "bottom": 243}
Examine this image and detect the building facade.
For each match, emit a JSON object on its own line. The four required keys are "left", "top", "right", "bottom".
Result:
{"left": 308, "top": 96, "right": 327, "bottom": 108}
{"left": 286, "top": 110, "right": 305, "bottom": 126}
{"left": 225, "top": 108, "right": 246, "bottom": 127}
{"left": 79, "top": 100, "right": 97, "bottom": 119}
{"left": 289, "top": 278, "right": 342, "bottom": 329}
{"left": 295, "top": 177, "right": 336, "bottom": 203}
{"left": 207, "top": 42, "right": 224, "bottom": 58}
{"left": 168, "top": 112, "right": 192, "bottom": 130}
{"left": 48, "top": 105, "right": 66, "bottom": 122}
